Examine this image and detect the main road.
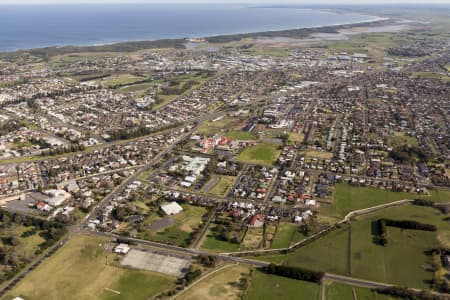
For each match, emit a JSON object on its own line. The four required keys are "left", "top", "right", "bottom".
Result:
{"left": 87, "top": 230, "right": 403, "bottom": 291}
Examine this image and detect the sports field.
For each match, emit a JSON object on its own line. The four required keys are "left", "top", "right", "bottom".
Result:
{"left": 4, "top": 235, "right": 174, "bottom": 300}
{"left": 236, "top": 143, "right": 281, "bottom": 166}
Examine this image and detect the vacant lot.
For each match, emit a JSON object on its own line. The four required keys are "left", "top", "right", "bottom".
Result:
{"left": 140, "top": 204, "right": 207, "bottom": 247}
{"left": 245, "top": 270, "right": 320, "bottom": 300}
{"left": 271, "top": 222, "right": 306, "bottom": 249}
{"left": 288, "top": 132, "right": 304, "bottom": 144}
{"left": 263, "top": 223, "right": 277, "bottom": 248}
{"left": 237, "top": 143, "right": 281, "bottom": 166}
{"left": 326, "top": 282, "right": 354, "bottom": 300}
{"left": 386, "top": 131, "right": 419, "bottom": 148}
{"left": 179, "top": 264, "right": 250, "bottom": 300}
{"left": 196, "top": 117, "right": 247, "bottom": 136}
{"left": 100, "top": 73, "right": 145, "bottom": 87}
{"left": 200, "top": 224, "right": 241, "bottom": 253}
{"left": 207, "top": 175, "right": 236, "bottom": 197}
{"left": 151, "top": 72, "right": 214, "bottom": 110}
{"left": 224, "top": 131, "right": 257, "bottom": 140}
{"left": 4, "top": 235, "right": 174, "bottom": 300}
{"left": 242, "top": 227, "right": 264, "bottom": 250}
{"left": 300, "top": 150, "right": 334, "bottom": 160}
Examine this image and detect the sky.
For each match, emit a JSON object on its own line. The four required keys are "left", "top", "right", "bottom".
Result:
{"left": 0, "top": 0, "right": 449, "bottom": 4}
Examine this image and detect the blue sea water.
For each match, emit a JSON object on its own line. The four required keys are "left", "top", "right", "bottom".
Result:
{"left": 0, "top": 4, "right": 378, "bottom": 52}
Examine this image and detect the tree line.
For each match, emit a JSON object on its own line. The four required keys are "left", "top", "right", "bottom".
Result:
{"left": 106, "top": 122, "right": 181, "bottom": 141}
{"left": 375, "top": 286, "right": 448, "bottom": 300}
{"left": 381, "top": 219, "right": 437, "bottom": 232}
{"left": 373, "top": 218, "right": 437, "bottom": 246}
{"left": 387, "top": 47, "right": 427, "bottom": 57}
{"left": 41, "top": 144, "right": 86, "bottom": 157}
{"left": 262, "top": 264, "right": 324, "bottom": 283}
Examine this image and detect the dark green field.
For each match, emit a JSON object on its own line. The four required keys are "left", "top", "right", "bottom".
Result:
{"left": 245, "top": 270, "right": 320, "bottom": 300}
{"left": 322, "top": 183, "right": 450, "bottom": 219}
{"left": 248, "top": 204, "right": 450, "bottom": 289}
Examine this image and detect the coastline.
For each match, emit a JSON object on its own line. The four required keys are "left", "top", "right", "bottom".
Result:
{"left": 0, "top": 16, "right": 391, "bottom": 57}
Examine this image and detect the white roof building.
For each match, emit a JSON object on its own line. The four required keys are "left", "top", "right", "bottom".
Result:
{"left": 161, "top": 201, "right": 183, "bottom": 215}
{"left": 44, "top": 189, "right": 71, "bottom": 206}
{"left": 114, "top": 243, "right": 130, "bottom": 254}
{"left": 180, "top": 181, "right": 192, "bottom": 188}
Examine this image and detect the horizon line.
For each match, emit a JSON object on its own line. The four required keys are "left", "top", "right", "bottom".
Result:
{"left": 0, "top": 1, "right": 450, "bottom": 5}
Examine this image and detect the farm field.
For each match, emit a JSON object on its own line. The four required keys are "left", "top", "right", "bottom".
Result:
{"left": 411, "top": 71, "right": 450, "bottom": 82}
{"left": 3, "top": 235, "right": 174, "bottom": 300}
{"left": 245, "top": 270, "right": 320, "bottom": 300}
{"left": 236, "top": 142, "right": 282, "bottom": 166}
{"left": 283, "top": 224, "right": 350, "bottom": 275}
{"left": 428, "top": 189, "right": 450, "bottom": 202}
{"left": 250, "top": 204, "right": 449, "bottom": 289}
{"left": 178, "top": 264, "right": 250, "bottom": 300}
{"left": 325, "top": 282, "right": 398, "bottom": 300}
{"left": 325, "top": 282, "right": 395, "bottom": 300}
{"left": 321, "top": 183, "right": 444, "bottom": 219}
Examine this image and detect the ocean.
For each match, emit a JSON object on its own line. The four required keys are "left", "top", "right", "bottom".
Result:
{"left": 0, "top": 4, "right": 378, "bottom": 52}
